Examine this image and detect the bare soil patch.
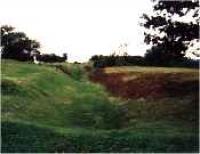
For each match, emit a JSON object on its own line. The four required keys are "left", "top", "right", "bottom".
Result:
{"left": 89, "top": 68, "right": 199, "bottom": 99}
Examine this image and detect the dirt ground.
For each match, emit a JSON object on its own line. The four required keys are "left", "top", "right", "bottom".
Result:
{"left": 89, "top": 68, "right": 199, "bottom": 99}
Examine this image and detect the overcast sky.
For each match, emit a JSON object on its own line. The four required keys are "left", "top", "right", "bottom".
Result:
{"left": 0, "top": 0, "right": 153, "bottom": 62}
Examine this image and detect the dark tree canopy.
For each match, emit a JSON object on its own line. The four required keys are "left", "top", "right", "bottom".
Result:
{"left": 141, "top": 0, "right": 199, "bottom": 66}
{"left": 36, "top": 53, "right": 67, "bottom": 63}
{"left": 1, "top": 25, "right": 40, "bottom": 61}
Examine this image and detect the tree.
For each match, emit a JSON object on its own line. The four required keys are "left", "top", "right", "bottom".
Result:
{"left": 1, "top": 25, "right": 40, "bottom": 61}
{"left": 141, "top": 0, "right": 199, "bottom": 66}
{"left": 63, "top": 53, "right": 68, "bottom": 61}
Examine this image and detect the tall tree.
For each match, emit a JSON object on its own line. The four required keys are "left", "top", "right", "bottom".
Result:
{"left": 1, "top": 25, "right": 40, "bottom": 61}
{"left": 141, "top": 0, "right": 199, "bottom": 65}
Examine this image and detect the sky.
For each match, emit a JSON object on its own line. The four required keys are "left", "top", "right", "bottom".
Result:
{"left": 0, "top": 0, "right": 153, "bottom": 62}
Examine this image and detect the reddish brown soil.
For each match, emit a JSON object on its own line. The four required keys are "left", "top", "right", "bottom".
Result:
{"left": 89, "top": 69, "right": 199, "bottom": 99}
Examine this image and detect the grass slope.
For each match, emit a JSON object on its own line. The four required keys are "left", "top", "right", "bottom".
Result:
{"left": 1, "top": 60, "right": 199, "bottom": 152}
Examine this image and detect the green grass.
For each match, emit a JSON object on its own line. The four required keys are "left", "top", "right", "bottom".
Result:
{"left": 2, "top": 121, "right": 198, "bottom": 153}
{"left": 1, "top": 59, "right": 199, "bottom": 152}
{"left": 2, "top": 60, "right": 110, "bottom": 128}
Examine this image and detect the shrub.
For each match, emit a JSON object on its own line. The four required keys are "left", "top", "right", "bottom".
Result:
{"left": 37, "top": 53, "right": 67, "bottom": 63}
{"left": 90, "top": 55, "right": 147, "bottom": 68}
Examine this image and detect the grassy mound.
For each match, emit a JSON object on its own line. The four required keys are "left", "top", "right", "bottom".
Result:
{"left": 1, "top": 60, "right": 199, "bottom": 152}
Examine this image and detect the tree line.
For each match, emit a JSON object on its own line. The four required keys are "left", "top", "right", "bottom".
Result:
{"left": 90, "top": 0, "right": 199, "bottom": 68}
{"left": 1, "top": 25, "right": 67, "bottom": 63}
{"left": 89, "top": 54, "right": 199, "bottom": 68}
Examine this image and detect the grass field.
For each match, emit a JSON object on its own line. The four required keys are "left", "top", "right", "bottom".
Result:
{"left": 1, "top": 59, "right": 199, "bottom": 152}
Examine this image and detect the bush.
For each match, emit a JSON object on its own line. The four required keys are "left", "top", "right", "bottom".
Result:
{"left": 90, "top": 55, "right": 147, "bottom": 68}
{"left": 37, "top": 53, "right": 67, "bottom": 63}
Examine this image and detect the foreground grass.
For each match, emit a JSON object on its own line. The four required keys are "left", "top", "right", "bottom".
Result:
{"left": 1, "top": 60, "right": 199, "bottom": 152}
{"left": 3, "top": 121, "right": 198, "bottom": 153}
